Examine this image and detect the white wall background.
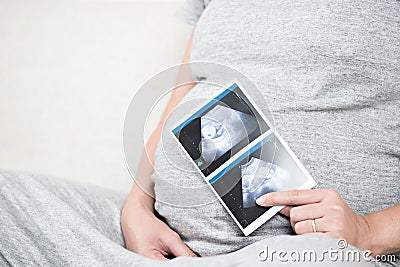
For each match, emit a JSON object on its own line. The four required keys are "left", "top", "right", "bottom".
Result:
{"left": 0, "top": 0, "right": 192, "bottom": 192}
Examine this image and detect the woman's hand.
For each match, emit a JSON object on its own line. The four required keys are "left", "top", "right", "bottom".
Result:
{"left": 121, "top": 199, "right": 197, "bottom": 261}
{"left": 256, "top": 189, "right": 372, "bottom": 252}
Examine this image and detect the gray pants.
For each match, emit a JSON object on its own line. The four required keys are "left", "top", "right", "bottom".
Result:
{"left": 0, "top": 171, "right": 386, "bottom": 266}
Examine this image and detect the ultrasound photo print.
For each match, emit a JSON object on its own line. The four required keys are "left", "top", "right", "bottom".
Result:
{"left": 172, "top": 84, "right": 270, "bottom": 176}
{"left": 210, "top": 133, "right": 313, "bottom": 229}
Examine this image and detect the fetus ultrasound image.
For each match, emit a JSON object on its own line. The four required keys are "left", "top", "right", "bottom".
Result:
{"left": 241, "top": 157, "right": 289, "bottom": 208}
{"left": 173, "top": 85, "right": 270, "bottom": 176}
{"left": 210, "top": 133, "right": 309, "bottom": 229}
{"left": 200, "top": 105, "right": 258, "bottom": 163}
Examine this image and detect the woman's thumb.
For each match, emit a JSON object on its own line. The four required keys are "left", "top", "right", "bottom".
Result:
{"left": 166, "top": 233, "right": 198, "bottom": 258}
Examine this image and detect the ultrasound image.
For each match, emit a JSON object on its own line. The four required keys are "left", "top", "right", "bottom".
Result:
{"left": 200, "top": 105, "right": 258, "bottom": 163}
{"left": 173, "top": 84, "right": 270, "bottom": 176}
{"left": 241, "top": 157, "right": 289, "bottom": 208}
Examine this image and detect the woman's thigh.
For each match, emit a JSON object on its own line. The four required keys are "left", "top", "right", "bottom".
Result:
{"left": 0, "top": 170, "right": 146, "bottom": 266}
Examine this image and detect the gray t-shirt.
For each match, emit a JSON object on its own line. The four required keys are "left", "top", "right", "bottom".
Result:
{"left": 152, "top": 0, "right": 400, "bottom": 260}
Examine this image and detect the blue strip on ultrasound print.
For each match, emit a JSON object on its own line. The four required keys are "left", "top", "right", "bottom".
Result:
{"left": 172, "top": 83, "right": 239, "bottom": 134}
{"left": 209, "top": 133, "right": 275, "bottom": 185}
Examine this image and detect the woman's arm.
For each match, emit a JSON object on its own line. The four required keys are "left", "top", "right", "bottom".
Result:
{"left": 256, "top": 189, "right": 400, "bottom": 256}
{"left": 121, "top": 29, "right": 197, "bottom": 260}
{"left": 364, "top": 204, "right": 400, "bottom": 255}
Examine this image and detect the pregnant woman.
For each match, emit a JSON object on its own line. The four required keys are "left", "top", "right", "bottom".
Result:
{"left": 1, "top": 0, "right": 398, "bottom": 266}
{"left": 121, "top": 0, "right": 400, "bottom": 262}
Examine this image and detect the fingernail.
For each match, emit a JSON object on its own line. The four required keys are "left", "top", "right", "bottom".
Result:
{"left": 256, "top": 195, "right": 268, "bottom": 205}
